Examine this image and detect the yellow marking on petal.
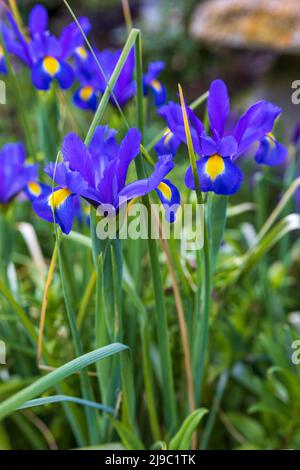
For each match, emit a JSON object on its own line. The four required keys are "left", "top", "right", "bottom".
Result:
{"left": 267, "top": 132, "right": 276, "bottom": 148}
{"left": 205, "top": 154, "right": 225, "bottom": 181}
{"left": 158, "top": 181, "right": 172, "bottom": 201}
{"left": 0, "top": 45, "right": 3, "bottom": 58}
{"left": 28, "top": 182, "right": 41, "bottom": 197}
{"left": 75, "top": 46, "right": 88, "bottom": 60}
{"left": 43, "top": 56, "right": 60, "bottom": 77}
{"left": 164, "top": 129, "right": 173, "bottom": 145}
{"left": 48, "top": 188, "right": 72, "bottom": 209}
{"left": 79, "top": 85, "right": 94, "bottom": 102}
{"left": 150, "top": 79, "right": 162, "bottom": 92}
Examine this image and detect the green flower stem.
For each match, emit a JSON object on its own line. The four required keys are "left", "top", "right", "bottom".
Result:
{"left": 135, "top": 32, "right": 177, "bottom": 431}
{"left": 56, "top": 233, "right": 100, "bottom": 445}
{"left": 178, "top": 85, "right": 212, "bottom": 407}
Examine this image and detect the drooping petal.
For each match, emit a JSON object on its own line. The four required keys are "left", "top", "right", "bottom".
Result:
{"left": 29, "top": 4, "right": 49, "bottom": 36}
{"left": 25, "top": 181, "right": 51, "bottom": 202}
{"left": 55, "top": 61, "right": 75, "bottom": 89}
{"left": 234, "top": 101, "right": 282, "bottom": 157}
{"left": 73, "top": 86, "right": 98, "bottom": 111}
{"left": 185, "top": 155, "right": 243, "bottom": 195}
{"left": 255, "top": 136, "right": 288, "bottom": 166}
{"left": 154, "top": 130, "right": 181, "bottom": 157}
{"left": 33, "top": 188, "right": 76, "bottom": 234}
{"left": 118, "top": 154, "right": 174, "bottom": 203}
{"left": 158, "top": 101, "right": 203, "bottom": 155}
{"left": 208, "top": 79, "right": 230, "bottom": 137}
{"left": 155, "top": 178, "right": 181, "bottom": 223}
{"left": 147, "top": 80, "right": 167, "bottom": 107}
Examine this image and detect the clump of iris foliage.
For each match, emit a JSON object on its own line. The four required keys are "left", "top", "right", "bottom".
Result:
{"left": 0, "top": 0, "right": 300, "bottom": 451}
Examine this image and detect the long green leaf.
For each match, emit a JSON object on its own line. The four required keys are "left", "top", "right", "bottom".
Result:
{"left": 169, "top": 408, "right": 208, "bottom": 450}
{"left": 0, "top": 343, "right": 127, "bottom": 421}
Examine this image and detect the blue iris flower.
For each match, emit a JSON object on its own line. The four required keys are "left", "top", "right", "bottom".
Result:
{"left": 0, "top": 143, "right": 38, "bottom": 205}
{"left": 2, "top": 4, "right": 91, "bottom": 90}
{"left": 33, "top": 126, "right": 176, "bottom": 234}
{"left": 0, "top": 45, "right": 7, "bottom": 74}
{"left": 159, "top": 80, "right": 287, "bottom": 195}
{"left": 73, "top": 47, "right": 136, "bottom": 111}
{"left": 143, "top": 61, "right": 167, "bottom": 107}
{"left": 155, "top": 102, "right": 183, "bottom": 156}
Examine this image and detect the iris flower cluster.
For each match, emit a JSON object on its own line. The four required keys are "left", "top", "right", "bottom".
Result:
{"left": 1, "top": 4, "right": 90, "bottom": 90}
{"left": 0, "top": 5, "right": 288, "bottom": 236}
{"left": 156, "top": 80, "right": 287, "bottom": 195}
{"left": 32, "top": 126, "right": 179, "bottom": 234}
{"left": 1, "top": 3, "right": 168, "bottom": 114}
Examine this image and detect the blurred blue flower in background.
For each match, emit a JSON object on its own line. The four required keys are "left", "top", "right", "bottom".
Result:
{"left": 143, "top": 61, "right": 167, "bottom": 107}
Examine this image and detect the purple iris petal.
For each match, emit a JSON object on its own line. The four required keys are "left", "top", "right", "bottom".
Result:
{"left": 62, "top": 133, "right": 94, "bottom": 186}
{"left": 59, "top": 17, "right": 91, "bottom": 60}
{"left": 56, "top": 61, "right": 75, "bottom": 89}
{"left": 185, "top": 157, "right": 243, "bottom": 196}
{"left": 200, "top": 136, "right": 218, "bottom": 156}
{"left": 33, "top": 190, "right": 76, "bottom": 235}
{"left": 218, "top": 136, "right": 238, "bottom": 157}
{"left": 29, "top": 4, "right": 48, "bottom": 36}
{"left": 208, "top": 79, "right": 230, "bottom": 137}
{"left": 116, "top": 128, "right": 142, "bottom": 189}
{"left": 255, "top": 137, "right": 288, "bottom": 166}
{"left": 0, "top": 143, "right": 38, "bottom": 204}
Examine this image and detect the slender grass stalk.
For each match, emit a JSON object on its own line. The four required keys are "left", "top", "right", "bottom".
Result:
{"left": 134, "top": 32, "right": 177, "bottom": 431}
{"left": 0, "top": 344, "right": 127, "bottom": 421}
{"left": 178, "top": 85, "right": 212, "bottom": 407}
{"left": 121, "top": 0, "right": 133, "bottom": 32}
{"left": 77, "top": 270, "right": 97, "bottom": 329}
{"left": 157, "top": 219, "right": 195, "bottom": 415}
{"left": 56, "top": 234, "right": 100, "bottom": 445}
{"left": 38, "top": 243, "right": 58, "bottom": 365}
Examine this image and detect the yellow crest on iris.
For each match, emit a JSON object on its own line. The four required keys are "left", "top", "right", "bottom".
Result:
{"left": 43, "top": 56, "right": 60, "bottom": 77}
{"left": 28, "top": 182, "right": 42, "bottom": 197}
{"left": 48, "top": 188, "right": 71, "bottom": 209}
{"left": 158, "top": 181, "right": 172, "bottom": 201}
{"left": 0, "top": 45, "right": 4, "bottom": 58}
{"left": 79, "top": 86, "right": 94, "bottom": 102}
{"left": 75, "top": 46, "right": 88, "bottom": 60}
{"left": 150, "top": 79, "right": 162, "bottom": 93}
{"left": 205, "top": 154, "right": 225, "bottom": 180}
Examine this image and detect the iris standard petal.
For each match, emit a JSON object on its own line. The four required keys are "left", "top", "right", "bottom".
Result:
{"left": 155, "top": 178, "right": 181, "bottom": 223}
{"left": 218, "top": 136, "right": 238, "bottom": 157}
{"left": 255, "top": 136, "right": 288, "bottom": 167}
{"left": 116, "top": 128, "right": 142, "bottom": 189}
{"left": 29, "top": 4, "right": 49, "bottom": 36}
{"left": 185, "top": 155, "right": 243, "bottom": 195}
{"left": 62, "top": 133, "right": 94, "bottom": 186}
{"left": 208, "top": 79, "right": 230, "bottom": 137}
{"left": 56, "top": 61, "right": 75, "bottom": 89}
{"left": 59, "top": 17, "right": 91, "bottom": 60}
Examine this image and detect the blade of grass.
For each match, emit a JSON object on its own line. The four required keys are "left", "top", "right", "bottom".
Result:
{"left": 178, "top": 84, "right": 212, "bottom": 407}
{"left": 134, "top": 32, "right": 177, "bottom": 431}
{"left": 0, "top": 343, "right": 128, "bottom": 421}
